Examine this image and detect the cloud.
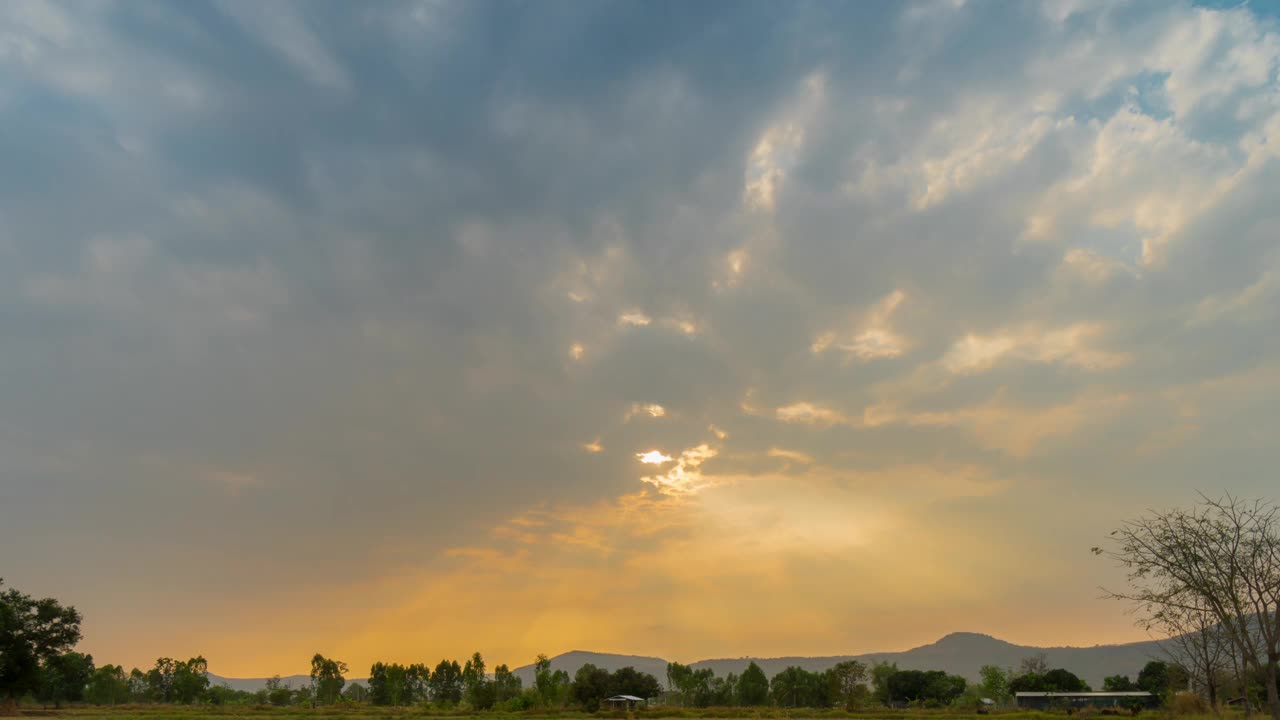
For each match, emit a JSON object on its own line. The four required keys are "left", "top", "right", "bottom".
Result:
{"left": 215, "top": 1, "right": 350, "bottom": 91}
{"left": 641, "top": 444, "right": 719, "bottom": 495}
{"left": 811, "top": 289, "right": 909, "bottom": 360}
{"left": 624, "top": 402, "right": 667, "bottom": 420}
{"left": 941, "top": 323, "right": 1130, "bottom": 374}
{"left": 767, "top": 447, "right": 813, "bottom": 465}
{"left": 618, "top": 311, "right": 653, "bottom": 327}
{"left": 775, "top": 402, "right": 853, "bottom": 426}
{"left": 4, "top": 0, "right": 1280, "bottom": 675}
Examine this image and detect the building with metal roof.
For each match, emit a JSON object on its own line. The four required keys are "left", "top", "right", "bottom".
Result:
{"left": 1015, "top": 691, "right": 1157, "bottom": 710}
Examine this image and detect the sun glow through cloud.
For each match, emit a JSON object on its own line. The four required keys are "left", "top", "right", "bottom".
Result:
{"left": 637, "top": 450, "right": 674, "bottom": 464}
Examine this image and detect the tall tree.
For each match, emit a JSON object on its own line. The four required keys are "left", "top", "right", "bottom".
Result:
{"left": 534, "top": 654, "right": 556, "bottom": 707}
{"left": 429, "top": 659, "right": 462, "bottom": 705}
{"left": 1096, "top": 495, "right": 1280, "bottom": 719}
{"left": 1137, "top": 660, "right": 1187, "bottom": 697}
{"left": 1103, "top": 675, "right": 1138, "bottom": 692}
{"left": 37, "top": 652, "right": 94, "bottom": 708}
{"left": 310, "top": 653, "right": 348, "bottom": 705}
{"left": 570, "top": 663, "right": 612, "bottom": 711}
{"left": 126, "top": 668, "right": 147, "bottom": 703}
{"left": 405, "top": 663, "right": 430, "bottom": 704}
{"left": 343, "top": 682, "right": 368, "bottom": 703}
{"left": 887, "top": 670, "right": 966, "bottom": 706}
{"left": 463, "top": 652, "right": 493, "bottom": 708}
{"left": 265, "top": 675, "right": 294, "bottom": 707}
{"left": 870, "top": 661, "right": 897, "bottom": 706}
{"left": 1019, "top": 654, "right": 1050, "bottom": 676}
{"left": 493, "top": 664, "right": 522, "bottom": 703}
{"left": 610, "top": 667, "right": 662, "bottom": 700}
{"left": 666, "top": 662, "right": 692, "bottom": 704}
{"left": 0, "top": 580, "right": 83, "bottom": 709}
{"left": 86, "top": 664, "right": 130, "bottom": 706}
{"left": 172, "top": 657, "right": 210, "bottom": 704}
{"left": 978, "top": 665, "right": 1011, "bottom": 702}
{"left": 1154, "top": 602, "right": 1232, "bottom": 706}
{"left": 737, "top": 661, "right": 769, "bottom": 706}
{"left": 830, "top": 660, "right": 869, "bottom": 709}
{"left": 769, "top": 666, "right": 832, "bottom": 708}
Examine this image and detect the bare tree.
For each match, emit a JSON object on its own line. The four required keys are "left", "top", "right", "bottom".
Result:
{"left": 1019, "top": 654, "right": 1049, "bottom": 676}
{"left": 1150, "top": 598, "right": 1231, "bottom": 709}
{"left": 1094, "top": 495, "right": 1280, "bottom": 720}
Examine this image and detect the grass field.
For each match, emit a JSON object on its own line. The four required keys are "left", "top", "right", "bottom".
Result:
{"left": 10, "top": 707, "right": 1235, "bottom": 720}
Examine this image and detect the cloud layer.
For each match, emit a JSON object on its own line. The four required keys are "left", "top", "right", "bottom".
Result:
{"left": 3, "top": 0, "right": 1280, "bottom": 675}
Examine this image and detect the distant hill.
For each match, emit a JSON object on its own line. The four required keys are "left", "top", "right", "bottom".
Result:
{"left": 206, "top": 632, "right": 1166, "bottom": 692}
{"left": 510, "top": 651, "right": 671, "bottom": 689}
{"left": 205, "top": 673, "right": 370, "bottom": 693}
{"left": 509, "top": 632, "right": 1166, "bottom": 689}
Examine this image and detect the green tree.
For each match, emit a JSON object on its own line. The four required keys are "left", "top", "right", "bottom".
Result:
{"left": 429, "top": 659, "right": 463, "bottom": 705}
{"left": 143, "top": 656, "right": 208, "bottom": 704}
{"left": 770, "top": 666, "right": 829, "bottom": 708}
{"left": 405, "top": 663, "right": 430, "bottom": 704}
{"left": 534, "top": 654, "right": 556, "bottom": 706}
{"left": 831, "top": 660, "right": 869, "bottom": 709}
{"left": 37, "top": 652, "right": 94, "bottom": 708}
{"left": 86, "top": 664, "right": 130, "bottom": 706}
{"left": 610, "top": 666, "right": 661, "bottom": 700}
{"left": 310, "top": 653, "right": 348, "bottom": 705}
{"left": 206, "top": 683, "right": 243, "bottom": 706}
{"left": 463, "top": 652, "right": 492, "bottom": 709}
{"left": 570, "top": 663, "right": 612, "bottom": 711}
{"left": 737, "top": 661, "right": 769, "bottom": 706}
{"left": 1103, "top": 675, "right": 1138, "bottom": 692}
{"left": 1008, "top": 673, "right": 1042, "bottom": 694}
{"left": 144, "top": 658, "right": 177, "bottom": 703}
{"left": 172, "top": 657, "right": 209, "bottom": 704}
{"left": 343, "top": 682, "right": 368, "bottom": 703}
{"left": 493, "top": 664, "right": 522, "bottom": 703}
{"left": 885, "top": 670, "right": 965, "bottom": 707}
{"left": 265, "top": 675, "right": 294, "bottom": 707}
{"left": 683, "top": 668, "right": 717, "bottom": 707}
{"left": 126, "top": 668, "right": 147, "bottom": 703}
{"left": 1137, "top": 660, "right": 1187, "bottom": 697}
{"left": 0, "top": 580, "right": 83, "bottom": 709}
{"left": 978, "top": 665, "right": 1011, "bottom": 702}
{"left": 369, "top": 663, "right": 414, "bottom": 706}
{"left": 666, "top": 662, "right": 692, "bottom": 704}
{"left": 870, "top": 661, "right": 898, "bottom": 705}
{"left": 550, "top": 669, "right": 571, "bottom": 707}
{"left": 1042, "top": 668, "right": 1088, "bottom": 693}
{"left": 710, "top": 672, "right": 737, "bottom": 706}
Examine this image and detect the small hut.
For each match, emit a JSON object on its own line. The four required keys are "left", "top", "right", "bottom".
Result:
{"left": 604, "top": 695, "right": 646, "bottom": 710}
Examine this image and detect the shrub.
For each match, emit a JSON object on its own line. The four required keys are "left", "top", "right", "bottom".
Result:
{"left": 1169, "top": 691, "right": 1210, "bottom": 716}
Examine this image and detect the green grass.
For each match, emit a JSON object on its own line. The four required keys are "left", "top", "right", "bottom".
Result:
{"left": 16, "top": 707, "right": 1231, "bottom": 720}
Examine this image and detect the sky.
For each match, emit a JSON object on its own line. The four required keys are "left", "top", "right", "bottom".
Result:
{"left": 3, "top": 0, "right": 1280, "bottom": 678}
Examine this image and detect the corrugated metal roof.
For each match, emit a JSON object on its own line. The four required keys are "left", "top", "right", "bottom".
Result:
{"left": 1015, "top": 692, "right": 1153, "bottom": 697}
{"left": 607, "top": 695, "right": 646, "bottom": 701}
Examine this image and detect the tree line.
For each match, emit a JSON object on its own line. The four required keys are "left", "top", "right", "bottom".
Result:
{"left": 0, "top": 578, "right": 1188, "bottom": 715}
{"left": 0, "top": 575, "right": 1200, "bottom": 712}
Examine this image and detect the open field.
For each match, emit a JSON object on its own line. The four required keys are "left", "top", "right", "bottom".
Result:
{"left": 10, "top": 707, "right": 1237, "bottom": 720}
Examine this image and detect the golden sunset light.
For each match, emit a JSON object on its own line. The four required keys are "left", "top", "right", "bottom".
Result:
{"left": 3, "top": 1, "right": 1280, "bottom": 717}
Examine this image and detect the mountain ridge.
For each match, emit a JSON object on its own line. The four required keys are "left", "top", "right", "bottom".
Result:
{"left": 207, "top": 631, "right": 1165, "bottom": 693}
